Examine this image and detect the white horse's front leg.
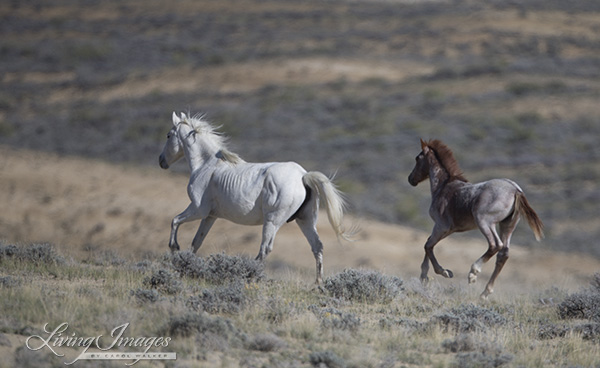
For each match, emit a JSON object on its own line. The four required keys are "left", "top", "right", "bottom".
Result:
{"left": 191, "top": 216, "right": 217, "bottom": 253}
{"left": 169, "top": 204, "right": 203, "bottom": 252}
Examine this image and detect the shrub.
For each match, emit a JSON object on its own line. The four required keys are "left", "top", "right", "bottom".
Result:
{"left": 262, "top": 297, "right": 295, "bottom": 324}
{"left": 143, "top": 269, "right": 182, "bottom": 295}
{"left": 557, "top": 288, "right": 600, "bottom": 322}
{"left": 452, "top": 351, "right": 513, "bottom": 368}
{"left": 168, "top": 252, "right": 264, "bottom": 284}
{"left": 168, "top": 251, "right": 206, "bottom": 279}
{"left": 592, "top": 272, "right": 600, "bottom": 292}
{"left": 308, "top": 350, "right": 346, "bottom": 368}
{"left": 573, "top": 322, "right": 600, "bottom": 341}
{"left": 309, "top": 305, "right": 361, "bottom": 332}
{"left": 247, "top": 333, "right": 286, "bottom": 352}
{"left": 163, "top": 313, "right": 242, "bottom": 350}
{"left": 431, "top": 304, "right": 508, "bottom": 333}
{"left": 322, "top": 269, "right": 403, "bottom": 304}
{"left": 186, "top": 283, "right": 247, "bottom": 314}
{"left": 0, "top": 243, "right": 65, "bottom": 265}
{"left": 442, "top": 333, "right": 479, "bottom": 353}
{"left": 130, "top": 288, "right": 159, "bottom": 304}
{"left": 539, "top": 322, "right": 600, "bottom": 342}
{"left": 201, "top": 253, "right": 264, "bottom": 284}
{"left": 0, "top": 276, "right": 21, "bottom": 288}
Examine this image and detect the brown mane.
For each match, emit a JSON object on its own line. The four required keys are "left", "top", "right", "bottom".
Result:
{"left": 425, "top": 139, "right": 468, "bottom": 182}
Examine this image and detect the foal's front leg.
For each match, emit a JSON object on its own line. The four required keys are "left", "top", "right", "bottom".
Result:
{"left": 421, "top": 226, "right": 453, "bottom": 282}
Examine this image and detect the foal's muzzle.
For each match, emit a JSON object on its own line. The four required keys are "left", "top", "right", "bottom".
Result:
{"left": 408, "top": 173, "right": 418, "bottom": 186}
{"left": 159, "top": 154, "right": 169, "bottom": 169}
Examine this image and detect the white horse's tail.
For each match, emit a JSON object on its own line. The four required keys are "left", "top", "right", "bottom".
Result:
{"left": 302, "top": 172, "right": 353, "bottom": 241}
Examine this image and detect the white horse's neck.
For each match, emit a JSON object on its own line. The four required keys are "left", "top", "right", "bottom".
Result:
{"left": 183, "top": 137, "right": 222, "bottom": 173}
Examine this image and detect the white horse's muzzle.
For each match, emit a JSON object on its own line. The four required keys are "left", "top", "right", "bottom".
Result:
{"left": 159, "top": 154, "right": 169, "bottom": 169}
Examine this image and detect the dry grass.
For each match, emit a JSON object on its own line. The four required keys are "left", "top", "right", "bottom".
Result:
{"left": 1, "top": 244, "right": 599, "bottom": 367}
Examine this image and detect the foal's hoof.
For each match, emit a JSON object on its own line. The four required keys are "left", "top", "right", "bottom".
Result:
{"left": 468, "top": 272, "right": 477, "bottom": 284}
{"left": 442, "top": 269, "right": 454, "bottom": 278}
{"left": 169, "top": 244, "right": 180, "bottom": 253}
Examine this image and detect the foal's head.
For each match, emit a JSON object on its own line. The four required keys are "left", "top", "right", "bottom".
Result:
{"left": 408, "top": 139, "right": 467, "bottom": 186}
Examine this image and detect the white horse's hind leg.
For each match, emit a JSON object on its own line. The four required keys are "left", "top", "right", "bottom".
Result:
{"left": 191, "top": 216, "right": 217, "bottom": 253}
{"left": 296, "top": 217, "right": 324, "bottom": 284}
{"left": 169, "top": 204, "right": 203, "bottom": 252}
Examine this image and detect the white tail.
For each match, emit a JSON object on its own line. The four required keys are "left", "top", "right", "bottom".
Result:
{"left": 302, "top": 171, "right": 352, "bottom": 241}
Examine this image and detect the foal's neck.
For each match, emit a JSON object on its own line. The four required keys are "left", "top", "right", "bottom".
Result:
{"left": 427, "top": 153, "right": 450, "bottom": 194}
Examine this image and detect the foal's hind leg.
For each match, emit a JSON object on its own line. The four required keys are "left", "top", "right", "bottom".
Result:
{"left": 468, "top": 221, "right": 502, "bottom": 285}
{"left": 481, "top": 215, "right": 520, "bottom": 298}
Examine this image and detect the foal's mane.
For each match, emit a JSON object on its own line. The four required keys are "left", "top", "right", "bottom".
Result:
{"left": 425, "top": 139, "right": 468, "bottom": 182}
{"left": 184, "top": 114, "right": 245, "bottom": 165}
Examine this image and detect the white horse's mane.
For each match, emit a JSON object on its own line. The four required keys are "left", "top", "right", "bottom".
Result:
{"left": 183, "top": 114, "right": 245, "bottom": 165}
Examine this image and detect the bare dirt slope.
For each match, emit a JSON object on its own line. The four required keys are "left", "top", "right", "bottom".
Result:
{"left": 1, "top": 146, "right": 597, "bottom": 294}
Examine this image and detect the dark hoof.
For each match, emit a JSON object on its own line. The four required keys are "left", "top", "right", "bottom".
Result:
{"left": 442, "top": 269, "right": 454, "bottom": 278}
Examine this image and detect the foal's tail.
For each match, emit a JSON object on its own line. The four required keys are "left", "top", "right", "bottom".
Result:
{"left": 514, "top": 191, "right": 545, "bottom": 241}
{"left": 302, "top": 172, "right": 353, "bottom": 241}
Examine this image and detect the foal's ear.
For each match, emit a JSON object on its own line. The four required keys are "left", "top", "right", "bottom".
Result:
{"left": 420, "top": 138, "right": 430, "bottom": 154}
{"left": 172, "top": 111, "right": 181, "bottom": 126}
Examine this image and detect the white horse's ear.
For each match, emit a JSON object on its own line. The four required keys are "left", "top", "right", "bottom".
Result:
{"left": 172, "top": 112, "right": 181, "bottom": 126}
{"left": 180, "top": 112, "right": 188, "bottom": 121}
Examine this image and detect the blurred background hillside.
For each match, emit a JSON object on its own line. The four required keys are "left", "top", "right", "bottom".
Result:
{"left": 1, "top": 0, "right": 599, "bottom": 256}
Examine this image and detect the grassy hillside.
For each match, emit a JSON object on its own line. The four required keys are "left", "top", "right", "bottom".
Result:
{"left": 1, "top": 243, "right": 599, "bottom": 368}
{"left": 1, "top": 0, "right": 600, "bottom": 255}
{"left": 1, "top": 2, "right": 600, "bottom": 367}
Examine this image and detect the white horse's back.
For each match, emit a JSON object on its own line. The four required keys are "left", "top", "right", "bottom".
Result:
{"left": 208, "top": 161, "right": 307, "bottom": 225}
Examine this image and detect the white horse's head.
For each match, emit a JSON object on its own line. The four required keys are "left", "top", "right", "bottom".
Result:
{"left": 159, "top": 112, "right": 194, "bottom": 169}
